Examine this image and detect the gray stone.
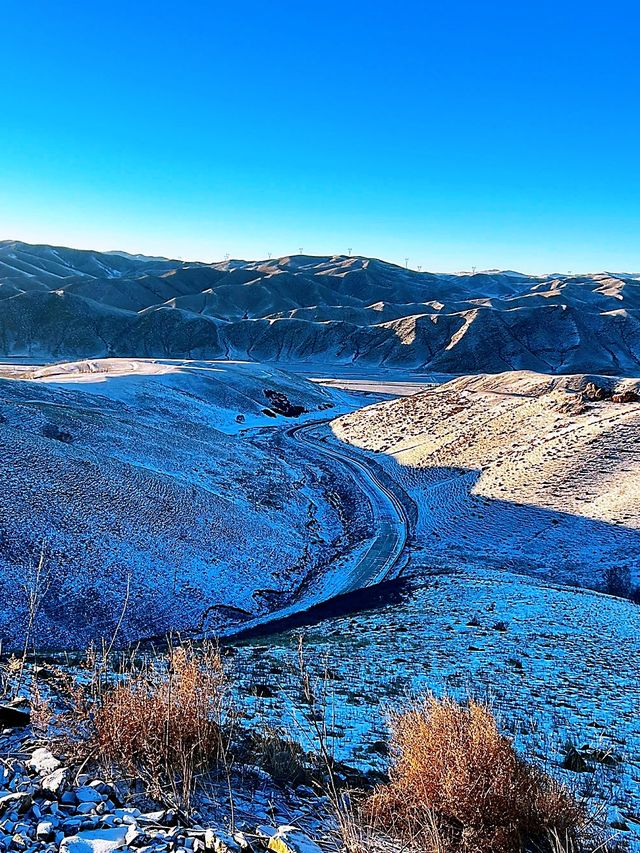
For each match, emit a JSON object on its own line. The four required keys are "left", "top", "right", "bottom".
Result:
{"left": 137, "top": 812, "right": 165, "bottom": 827}
{"left": 75, "top": 788, "right": 102, "bottom": 805}
{"left": 0, "top": 793, "right": 31, "bottom": 814}
{"left": 36, "top": 822, "right": 55, "bottom": 841}
{"left": 28, "top": 749, "right": 60, "bottom": 776}
{"left": 61, "top": 827, "right": 129, "bottom": 853}
{"left": 10, "top": 832, "right": 29, "bottom": 850}
{"left": 41, "top": 769, "right": 69, "bottom": 798}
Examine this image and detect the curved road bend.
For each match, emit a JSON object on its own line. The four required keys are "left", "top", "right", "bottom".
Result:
{"left": 286, "top": 420, "right": 408, "bottom": 591}
{"left": 219, "top": 418, "right": 409, "bottom": 639}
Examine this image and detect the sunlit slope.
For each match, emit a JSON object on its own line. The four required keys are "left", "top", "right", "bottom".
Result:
{"left": 2, "top": 242, "right": 640, "bottom": 374}
{"left": 332, "top": 372, "right": 640, "bottom": 587}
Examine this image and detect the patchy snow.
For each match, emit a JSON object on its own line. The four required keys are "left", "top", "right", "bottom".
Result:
{"left": 231, "top": 565, "right": 640, "bottom": 848}
{"left": 331, "top": 371, "right": 640, "bottom": 590}
{"left": 227, "top": 369, "right": 640, "bottom": 848}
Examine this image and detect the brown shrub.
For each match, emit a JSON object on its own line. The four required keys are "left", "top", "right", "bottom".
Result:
{"left": 92, "top": 642, "right": 229, "bottom": 809}
{"left": 362, "top": 696, "right": 584, "bottom": 853}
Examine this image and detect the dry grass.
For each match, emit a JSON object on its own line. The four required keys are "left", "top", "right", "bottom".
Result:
{"left": 251, "top": 726, "right": 309, "bottom": 787}
{"left": 91, "top": 641, "right": 229, "bottom": 810}
{"left": 362, "top": 696, "right": 585, "bottom": 853}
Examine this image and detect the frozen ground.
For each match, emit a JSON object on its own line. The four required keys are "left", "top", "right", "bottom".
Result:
{"left": 0, "top": 359, "right": 376, "bottom": 649}
{"left": 230, "top": 565, "right": 640, "bottom": 848}
{"left": 3, "top": 357, "right": 640, "bottom": 845}
{"left": 227, "top": 370, "right": 640, "bottom": 848}
{"left": 332, "top": 371, "right": 640, "bottom": 590}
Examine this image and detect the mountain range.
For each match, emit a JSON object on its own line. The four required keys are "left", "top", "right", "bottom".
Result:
{"left": 2, "top": 239, "right": 640, "bottom": 374}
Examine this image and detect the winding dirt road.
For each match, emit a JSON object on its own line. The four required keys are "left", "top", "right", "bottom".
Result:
{"left": 287, "top": 420, "right": 408, "bottom": 590}
{"left": 222, "top": 418, "right": 409, "bottom": 638}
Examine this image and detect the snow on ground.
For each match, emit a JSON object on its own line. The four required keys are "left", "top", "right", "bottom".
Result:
{"left": 0, "top": 359, "right": 369, "bottom": 649}
{"left": 331, "top": 371, "right": 640, "bottom": 590}
{"left": 227, "top": 370, "right": 640, "bottom": 848}
{"left": 230, "top": 566, "right": 640, "bottom": 848}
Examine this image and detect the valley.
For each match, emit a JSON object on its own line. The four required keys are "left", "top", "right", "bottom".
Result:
{"left": 1, "top": 244, "right": 640, "bottom": 851}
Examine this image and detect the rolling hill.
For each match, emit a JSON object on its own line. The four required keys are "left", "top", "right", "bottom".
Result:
{"left": 2, "top": 240, "right": 640, "bottom": 374}
{"left": 331, "top": 371, "right": 640, "bottom": 590}
{"left": 0, "top": 358, "right": 354, "bottom": 648}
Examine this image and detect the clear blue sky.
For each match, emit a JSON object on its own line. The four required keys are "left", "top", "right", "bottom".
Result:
{"left": 1, "top": 0, "right": 638, "bottom": 272}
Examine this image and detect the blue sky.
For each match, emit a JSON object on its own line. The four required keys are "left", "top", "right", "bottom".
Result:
{"left": 1, "top": 0, "right": 638, "bottom": 272}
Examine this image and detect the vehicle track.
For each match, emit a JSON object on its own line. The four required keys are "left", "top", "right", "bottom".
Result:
{"left": 286, "top": 420, "right": 408, "bottom": 589}
{"left": 222, "top": 418, "right": 409, "bottom": 638}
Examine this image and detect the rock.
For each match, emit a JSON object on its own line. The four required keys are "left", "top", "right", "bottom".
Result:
{"left": 114, "top": 808, "right": 140, "bottom": 821}
{"left": 294, "top": 786, "right": 315, "bottom": 799}
{"left": 251, "top": 684, "right": 276, "bottom": 699}
{"left": 61, "top": 827, "right": 129, "bottom": 853}
{"left": 10, "top": 832, "right": 29, "bottom": 850}
{"left": 109, "top": 781, "right": 128, "bottom": 806}
{"left": 76, "top": 788, "right": 103, "bottom": 805}
{"left": 204, "top": 829, "right": 241, "bottom": 852}
{"left": 266, "top": 826, "right": 323, "bottom": 853}
{"left": 28, "top": 749, "right": 61, "bottom": 775}
{"left": 137, "top": 812, "right": 165, "bottom": 827}
{"left": 124, "top": 828, "right": 143, "bottom": 847}
{"left": 232, "top": 832, "right": 252, "bottom": 851}
{"left": 0, "top": 793, "right": 31, "bottom": 814}
{"left": 205, "top": 829, "right": 242, "bottom": 853}
{"left": 40, "top": 768, "right": 69, "bottom": 798}
{"left": 31, "top": 665, "right": 56, "bottom": 681}
{"left": 0, "top": 705, "right": 30, "bottom": 729}
{"left": 36, "top": 821, "right": 55, "bottom": 841}
{"left": 255, "top": 826, "right": 277, "bottom": 843}
{"left": 612, "top": 390, "right": 639, "bottom": 403}
{"left": 89, "top": 782, "right": 114, "bottom": 798}
{"left": 583, "top": 382, "right": 611, "bottom": 402}
{"left": 562, "top": 745, "right": 591, "bottom": 773}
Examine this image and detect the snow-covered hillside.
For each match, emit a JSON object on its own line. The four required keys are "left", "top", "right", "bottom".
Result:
{"left": 0, "top": 359, "right": 360, "bottom": 649}
{"left": 231, "top": 565, "right": 640, "bottom": 846}
{"left": 332, "top": 371, "right": 640, "bottom": 590}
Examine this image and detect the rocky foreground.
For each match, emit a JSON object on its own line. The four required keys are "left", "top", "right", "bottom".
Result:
{"left": 0, "top": 736, "right": 329, "bottom": 853}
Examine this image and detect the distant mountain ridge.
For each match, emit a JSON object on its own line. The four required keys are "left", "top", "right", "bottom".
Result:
{"left": 1, "top": 240, "right": 640, "bottom": 375}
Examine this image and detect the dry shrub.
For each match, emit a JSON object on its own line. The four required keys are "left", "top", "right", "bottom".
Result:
{"left": 92, "top": 642, "right": 229, "bottom": 809}
{"left": 252, "top": 727, "right": 309, "bottom": 786}
{"left": 362, "top": 696, "right": 585, "bottom": 853}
